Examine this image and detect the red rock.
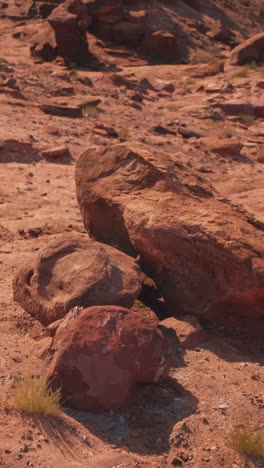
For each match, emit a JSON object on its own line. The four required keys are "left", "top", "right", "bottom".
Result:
{"left": 199, "top": 137, "right": 242, "bottom": 156}
{"left": 41, "top": 146, "right": 72, "bottom": 160}
{"left": 229, "top": 32, "right": 264, "bottom": 66}
{"left": 158, "top": 316, "right": 208, "bottom": 350}
{"left": 75, "top": 142, "right": 264, "bottom": 320}
{"left": 13, "top": 233, "right": 141, "bottom": 326}
{"left": 48, "top": 0, "right": 91, "bottom": 66}
{"left": 143, "top": 30, "right": 178, "bottom": 63}
{"left": 192, "top": 60, "right": 224, "bottom": 77}
{"left": 30, "top": 23, "right": 57, "bottom": 62}
{"left": 48, "top": 305, "right": 171, "bottom": 411}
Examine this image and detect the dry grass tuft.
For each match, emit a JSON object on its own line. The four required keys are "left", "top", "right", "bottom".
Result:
{"left": 119, "top": 127, "right": 130, "bottom": 139}
{"left": 228, "top": 424, "right": 264, "bottom": 457}
{"left": 81, "top": 103, "right": 99, "bottom": 117}
{"left": 11, "top": 373, "right": 62, "bottom": 416}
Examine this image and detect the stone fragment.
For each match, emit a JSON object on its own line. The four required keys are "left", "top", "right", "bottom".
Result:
{"left": 158, "top": 316, "right": 208, "bottom": 351}
{"left": 41, "top": 146, "right": 72, "bottom": 160}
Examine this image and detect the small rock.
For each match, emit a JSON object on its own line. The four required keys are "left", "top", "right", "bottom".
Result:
{"left": 41, "top": 146, "right": 72, "bottom": 160}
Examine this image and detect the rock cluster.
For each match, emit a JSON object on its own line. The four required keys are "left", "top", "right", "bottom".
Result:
{"left": 75, "top": 142, "right": 264, "bottom": 320}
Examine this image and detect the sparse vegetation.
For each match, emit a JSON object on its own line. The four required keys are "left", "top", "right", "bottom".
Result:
{"left": 238, "top": 113, "right": 255, "bottom": 124}
{"left": 228, "top": 424, "right": 264, "bottom": 458}
{"left": 69, "top": 69, "right": 80, "bottom": 81}
{"left": 11, "top": 373, "right": 62, "bottom": 416}
{"left": 232, "top": 68, "right": 249, "bottom": 78}
{"left": 81, "top": 103, "right": 99, "bottom": 117}
{"left": 119, "top": 127, "right": 130, "bottom": 139}
{"left": 199, "top": 143, "right": 214, "bottom": 152}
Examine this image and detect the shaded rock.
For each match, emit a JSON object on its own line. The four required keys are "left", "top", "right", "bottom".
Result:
{"left": 158, "top": 316, "right": 208, "bottom": 351}
{"left": 153, "top": 125, "right": 177, "bottom": 136}
{"left": 229, "top": 32, "right": 264, "bottom": 66}
{"left": 48, "top": 0, "right": 91, "bottom": 65}
{"left": 178, "top": 127, "right": 202, "bottom": 139}
{"left": 30, "top": 23, "right": 57, "bottom": 62}
{"left": 111, "top": 20, "right": 146, "bottom": 46}
{"left": 216, "top": 100, "right": 255, "bottom": 116}
{"left": 41, "top": 146, "right": 72, "bottom": 160}
{"left": 111, "top": 73, "right": 136, "bottom": 89}
{"left": 143, "top": 30, "right": 177, "bottom": 63}
{"left": 76, "top": 142, "right": 264, "bottom": 320}
{"left": 13, "top": 233, "right": 141, "bottom": 326}
{"left": 192, "top": 60, "right": 224, "bottom": 77}
{"left": 48, "top": 305, "right": 171, "bottom": 411}
{"left": 39, "top": 102, "right": 82, "bottom": 118}
{"left": 208, "top": 20, "right": 235, "bottom": 45}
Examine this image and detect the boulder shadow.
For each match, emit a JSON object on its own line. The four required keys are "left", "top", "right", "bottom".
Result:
{"left": 68, "top": 379, "right": 198, "bottom": 456}
{"left": 26, "top": 414, "right": 82, "bottom": 460}
{"left": 201, "top": 316, "right": 264, "bottom": 365}
{"left": 0, "top": 140, "right": 42, "bottom": 164}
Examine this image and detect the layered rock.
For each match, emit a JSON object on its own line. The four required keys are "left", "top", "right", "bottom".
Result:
{"left": 48, "top": 305, "right": 171, "bottom": 411}
{"left": 75, "top": 143, "right": 264, "bottom": 320}
{"left": 13, "top": 233, "right": 141, "bottom": 325}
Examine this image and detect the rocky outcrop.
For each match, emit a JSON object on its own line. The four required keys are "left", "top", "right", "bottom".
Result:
{"left": 75, "top": 143, "right": 264, "bottom": 320}
{"left": 48, "top": 0, "right": 91, "bottom": 65}
{"left": 30, "top": 22, "right": 57, "bottom": 61}
{"left": 229, "top": 32, "right": 264, "bottom": 66}
{"left": 13, "top": 233, "right": 141, "bottom": 326}
{"left": 143, "top": 30, "right": 178, "bottom": 63}
{"left": 48, "top": 305, "right": 171, "bottom": 411}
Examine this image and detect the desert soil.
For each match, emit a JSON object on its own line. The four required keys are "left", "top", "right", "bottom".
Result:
{"left": 0, "top": 14, "right": 264, "bottom": 468}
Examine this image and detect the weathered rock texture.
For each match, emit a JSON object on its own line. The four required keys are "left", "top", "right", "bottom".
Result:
{"left": 229, "top": 32, "right": 264, "bottom": 66}
{"left": 48, "top": 0, "right": 91, "bottom": 65}
{"left": 13, "top": 233, "right": 141, "bottom": 326}
{"left": 75, "top": 143, "right": 264, "bottom": 320}
{"left": 48, "top": 305, "right": 171, "bottom": 411}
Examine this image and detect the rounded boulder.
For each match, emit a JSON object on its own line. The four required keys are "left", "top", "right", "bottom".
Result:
{"left": 48, "top": 305, "right": 171, "bottom": 411}
{"left": 13, "top": 233, "right": 141, "bottom": 326}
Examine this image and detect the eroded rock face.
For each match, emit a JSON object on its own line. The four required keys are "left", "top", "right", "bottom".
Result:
{"left": 13, "top": 233, "right": 141, "bottom": 325}
{"left": 48, "top": 0, "right": 91, "bottom": 65}
{"left": 229, "top": 32, "right": 264, "bottom": 66}
{"left": 143, "top": 30, "right": 178, "bottom": 63}
{"left": 48, "top": 305, "right": 171, "bottom": 411}
{"left": 75, "top": 143, "right": 264, "bottom": 320}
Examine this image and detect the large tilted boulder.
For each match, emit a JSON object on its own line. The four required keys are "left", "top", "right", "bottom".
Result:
{"left": 48, "top": 0, "right": 91, "bottom": 65}
{"left": 13, "top": 233, "right": 141, "bottom": 326}
{"left": 48, "top": 305, "right": 171, "bottom": 411}
{"left": 229, "top": 32, "right": 264, "bottom": 66}
{"left": 75, "top": 143, "right": 264, "bottom": 320}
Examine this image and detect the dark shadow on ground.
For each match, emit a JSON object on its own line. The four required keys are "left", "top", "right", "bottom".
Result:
{"left": 25, "top": 414, "right": 82, "bottom": 460}
{"left": 201, "top": 316, "right": 264, "bottom": 365}
{"left": 68, "top": 379, "right": 198, "bottom": 456}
